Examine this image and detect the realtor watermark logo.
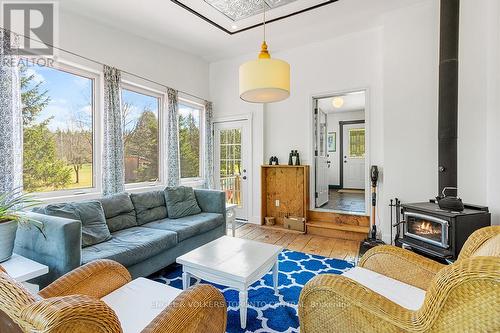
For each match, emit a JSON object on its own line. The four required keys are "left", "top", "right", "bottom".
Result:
{"left": 1, "top": 1, "right": 57, "bottom": 56}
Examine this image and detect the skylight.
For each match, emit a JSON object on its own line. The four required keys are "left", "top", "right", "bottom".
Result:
{"left": 204, "top": 0, "right": 297, "bottom": 21}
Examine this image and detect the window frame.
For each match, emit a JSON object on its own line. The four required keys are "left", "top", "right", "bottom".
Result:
{"left": 24, "top": 60, "right": 102, "bottom": 200}
{"left": 178, "top": 97, "right": 205, "bottom": 184}
{"left": 121, "top": 81, "right": 166, "bottom": 190}
{"left": 348, "top": 128, "right": 366, "bottom": 159}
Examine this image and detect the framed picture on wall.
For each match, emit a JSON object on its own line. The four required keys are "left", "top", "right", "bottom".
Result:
{"left": 328, "top": 132, "right": 336, "bottom": 152}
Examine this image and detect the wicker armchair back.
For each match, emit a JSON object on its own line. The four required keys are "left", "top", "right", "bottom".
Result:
{"left": 299, "top": 226, "right": 500, "bottom": 333}
{"left": 0, "top": 260, "right": 227, "bottom": 333}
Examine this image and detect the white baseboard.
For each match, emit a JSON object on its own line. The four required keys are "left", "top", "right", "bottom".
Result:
{"left": 244, "top": 216, "right": 261, "bottom": 225}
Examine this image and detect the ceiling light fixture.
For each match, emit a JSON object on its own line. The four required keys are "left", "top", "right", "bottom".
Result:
{"left": 239, "top": 5, "right": 290, "bottom": 103}
{"left": 332, "top": 97, "right": 344, "bottom": 108}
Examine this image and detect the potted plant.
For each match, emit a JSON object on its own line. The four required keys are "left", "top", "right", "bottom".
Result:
{"left": 0, "top": 189, "right": 43, "bottom": 263}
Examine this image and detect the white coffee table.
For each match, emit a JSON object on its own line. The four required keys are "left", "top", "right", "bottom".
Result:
{"left": 176, "top": 236, "right": 283, "bottom": 329}
{"left": 0, "top": 254, "right": 49, "bottom": 293}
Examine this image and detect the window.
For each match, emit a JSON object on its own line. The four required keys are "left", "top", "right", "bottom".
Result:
{"left": 21, "top": 63, "right": 95, "bottom": 194}
{"left": 178, "top": 101, "right": 203, "bottom": 179}
{"left": 348, "top": 128, "right": 365, "bottom": 158}
{"left": 121, "top": 87, "right": 160, "bottom": 185}
{"left": 219, "top": 128, "right": 242, "bottom": 206}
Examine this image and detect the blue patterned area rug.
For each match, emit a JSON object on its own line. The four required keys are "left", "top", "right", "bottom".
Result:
{"left": 150, "top": 250, "right": 354, "bottom": 333}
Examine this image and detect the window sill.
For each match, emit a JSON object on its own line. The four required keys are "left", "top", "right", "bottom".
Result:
{"left": 180, "top": 178, "right": 206, "bottom": 188}
{"left": 34, "top": 182, "right": 206, "bottom": 205}
{"left": 36, "top": 192, "right": 102, "bottom": 204}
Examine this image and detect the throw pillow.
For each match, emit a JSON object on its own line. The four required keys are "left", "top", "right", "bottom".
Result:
{"left": 164, "top": 186, "right": 201, "bottom": 219}
{"left": 42, "top": 201, "right": 111, "bottom": 247}
{"left": 99, "top": 193, "right": 137, "bottom": 232}
{"left": 130, "top": 191, "right": 168, "bottom": 225}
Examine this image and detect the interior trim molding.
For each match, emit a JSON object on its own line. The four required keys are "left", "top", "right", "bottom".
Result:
{"left": 170, "top": 0, "right": 340, "bottom": 35}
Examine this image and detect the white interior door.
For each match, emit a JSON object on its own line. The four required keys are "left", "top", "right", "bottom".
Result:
{"left": 315, "top": 107, "right": 329, "bottom": 207}
{"left": 342, "top": 123, "right": 365, "bottom": 189}
{"left": 214, "top": 120, "right": 250, "bottom": 220}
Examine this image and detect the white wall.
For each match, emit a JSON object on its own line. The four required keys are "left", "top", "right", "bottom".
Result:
{"left": 209, "top": 0, "right": 500, "bottom": 235}
{"left": 210, "top": 27, "right": 383, "bottom": 225}
{"left": 380, "top": 0, "right": 439, "bottom": 241}
{"left": 58, "top": 10, "right": 209, "bottom": 99}
{"left": 327, "top": 110, "right": 365, "bottom": 186}
{"left": 459, "top": 0, "right": 500, "bottom": 225}
{"left": 485, "top": 0, "right": 500, "bottom": 225}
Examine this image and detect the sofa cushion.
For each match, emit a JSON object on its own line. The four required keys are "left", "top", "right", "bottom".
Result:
{"left": 130, "top": 191, "right": 168, "bottom": 225}
{"left": 342, "top": 267, "right": 426, "bottom": 311}
{"left": 141, "top": 213, "right": 224, "bottom": 242}
{"left": 164, "top": 186, "right": 201, "bottom": 219}
{"left": 39, "top": 201, "right": 111, "bottom": 247}
{"left": 100, "top": 193, "right": 137, "bottom": 232}
{"left": 82, "top": 227, "right": 177, "bottom": 267}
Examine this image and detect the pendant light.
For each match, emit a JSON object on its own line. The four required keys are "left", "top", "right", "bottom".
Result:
{"left": 239, "top": 5, "right": 290, "bottom": 103}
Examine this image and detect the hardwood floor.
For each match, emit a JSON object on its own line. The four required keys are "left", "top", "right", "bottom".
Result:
{"left": 227, "top": 224, "right": 360, "bottom": 262}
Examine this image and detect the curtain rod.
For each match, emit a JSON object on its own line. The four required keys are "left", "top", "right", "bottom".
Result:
{"left": 3, "top": 28, "right": 208, "bottom": 103}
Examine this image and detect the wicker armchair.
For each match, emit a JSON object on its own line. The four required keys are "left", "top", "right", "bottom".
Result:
{"left": 0, "top": 260, "right": 227, "bottom": 333}
{"left": 299, "top": 226, "right": 500, "bottom": 333}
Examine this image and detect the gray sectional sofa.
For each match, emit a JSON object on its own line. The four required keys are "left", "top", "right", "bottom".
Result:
{"left": 14, "top": 189, "right": 226, "bottom": 288}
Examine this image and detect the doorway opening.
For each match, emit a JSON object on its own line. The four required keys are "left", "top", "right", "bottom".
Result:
{"left": 313, "top": 90, "right": 367, "bottom": 214}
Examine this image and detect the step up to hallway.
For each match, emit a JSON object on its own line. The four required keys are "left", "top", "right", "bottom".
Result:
{"left": 306, "top": 211, "right": 370, "bottom": 241}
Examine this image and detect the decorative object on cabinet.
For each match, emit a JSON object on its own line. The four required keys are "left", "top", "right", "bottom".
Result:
{"left": 288, "top": 150, "right": 301, "bottom": 166}
{"left": 269, "top": 156, "right": 279, "bottom": 165}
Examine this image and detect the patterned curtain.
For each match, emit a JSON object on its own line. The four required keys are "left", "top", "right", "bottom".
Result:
{"left": 166, "top": 88, "right": 180, "bottom": 187}
{"left": 102, "top": 66, "right": 125, "bottom": 196}
{"left": 0, "top": 29, "right": 22, "bottom": 193}
{"left": 204, "top": 101, "right": 215, "bottom": 189}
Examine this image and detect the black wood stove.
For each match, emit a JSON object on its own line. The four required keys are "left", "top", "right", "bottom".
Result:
{"left": 400, "top": 202, "right": 490, "bottom": 260}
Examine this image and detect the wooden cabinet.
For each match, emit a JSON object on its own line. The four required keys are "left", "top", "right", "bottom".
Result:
{"left": 261, "top": 165, "right": 310, "bottom": 226}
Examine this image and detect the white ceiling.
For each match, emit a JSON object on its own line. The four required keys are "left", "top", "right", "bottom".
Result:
{"left": 318, "top": 91, "right": 365, "bottom": 113}
{"left": 59, "top": 0, "right": 426, "bottom": 62}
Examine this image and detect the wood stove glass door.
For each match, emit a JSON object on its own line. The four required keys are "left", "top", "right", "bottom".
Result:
{"left": 404, "top": 212, "right": 449, "bottom": 248}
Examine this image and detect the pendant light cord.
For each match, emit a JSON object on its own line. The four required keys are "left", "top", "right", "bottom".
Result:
{"left": 263, "top": 2, "right": 266, "bottom": 42}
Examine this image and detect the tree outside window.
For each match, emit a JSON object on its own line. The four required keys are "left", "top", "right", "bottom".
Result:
{"left": 178, "top": 102, "right": 202, "bottom": 179}
{"left": 121, "top": 88, "right": 160, "bottom": 184}
{"left": 21, "top": 63, "right": 94, "bottom": 193}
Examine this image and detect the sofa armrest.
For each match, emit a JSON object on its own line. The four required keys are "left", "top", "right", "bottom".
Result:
{"left": 14, "top": 212, "right": 82, "bottom": 289}
{"left": 194, "top": 189, "right": 226, "bottom": 219}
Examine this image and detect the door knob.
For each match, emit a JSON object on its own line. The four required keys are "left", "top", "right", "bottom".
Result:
{"left": 243, "top": 176, "right": 247, "bottom": 180}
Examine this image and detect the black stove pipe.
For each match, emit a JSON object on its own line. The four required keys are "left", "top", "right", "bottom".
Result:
{"left": 438, "top": 0, "right": 460, "bottom": 197}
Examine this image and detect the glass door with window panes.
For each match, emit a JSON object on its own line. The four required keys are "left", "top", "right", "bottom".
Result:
{"left": 214, "top": 120, "right": 250, "bottom": 220}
